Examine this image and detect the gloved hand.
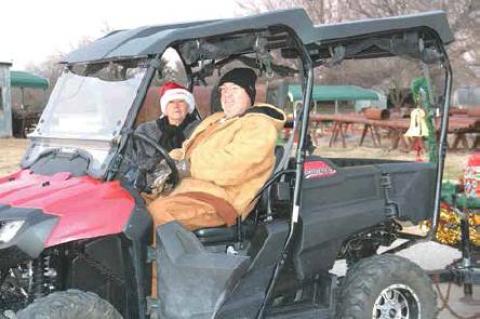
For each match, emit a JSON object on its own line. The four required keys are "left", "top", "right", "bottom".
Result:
{"left": 146, "top": 159, "right": 190, "bottom": 195}
{"left": 175, "top": 159, "right": 190, "bottom": 179}
{"left": 146, "top": 160, "right": 171, "bottom": 195}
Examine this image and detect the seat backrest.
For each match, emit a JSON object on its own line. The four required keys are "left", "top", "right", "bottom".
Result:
{"left": 194, "top": 145, "right": 289, "bottom": 244}
{"left": 134, "top": 87, "right": 162, "bottom": 127}
{"left": 253, "top": 144, "right": 291, "bottom": 220}
{"left": 273, "top": 145, "right": 285, "bottom": 170}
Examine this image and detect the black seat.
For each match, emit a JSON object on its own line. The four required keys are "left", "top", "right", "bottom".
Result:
{"left": 194, "top": 145, "right": 286, "bottom": 245}
{"left": 194, "top": 218, "right": 257, "bottom": 244}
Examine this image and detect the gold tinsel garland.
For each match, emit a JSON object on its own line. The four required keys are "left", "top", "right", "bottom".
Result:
{"left": 421, "top": 203, "right": 480, "bottom": 247}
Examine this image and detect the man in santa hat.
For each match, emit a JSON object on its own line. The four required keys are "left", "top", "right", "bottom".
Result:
{"left": 127, "top": 82, "right": 199, "bottom": 190}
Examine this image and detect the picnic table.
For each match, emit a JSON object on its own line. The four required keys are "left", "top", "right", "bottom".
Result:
{"left": 449, "top": 115, "right": 480, "bottom": 149}
{"left": 309, "top": 113, "right": 480, "bottom": 150}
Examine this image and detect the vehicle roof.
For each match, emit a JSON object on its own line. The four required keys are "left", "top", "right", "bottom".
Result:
{"left": 63, "top": 8, "right": 454, "bottom": 64}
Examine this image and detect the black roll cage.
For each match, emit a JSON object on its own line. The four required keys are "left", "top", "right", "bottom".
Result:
{"left": 99, "top": 24, "right": 453, "bottom": 315}
{"left": 103, "top": 21, "right": 452, "bottom": 247}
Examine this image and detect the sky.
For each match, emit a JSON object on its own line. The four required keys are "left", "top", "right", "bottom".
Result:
{"left": 0, "top": 0, "right": 241, "bottom": 70}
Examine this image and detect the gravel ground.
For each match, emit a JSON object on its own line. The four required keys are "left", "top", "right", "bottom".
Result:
{"left": 398, "top": 242, "right": 479, "bottom": 319}
{"left": 331, "top": 240, "right": 479, "bottom": 319}
{"left": 313, "top": 131, "right": 469, "bottom": 181}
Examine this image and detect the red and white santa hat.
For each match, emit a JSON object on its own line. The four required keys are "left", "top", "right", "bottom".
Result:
{"left": 159, "top": 82, "right": 195, "bottom": 114}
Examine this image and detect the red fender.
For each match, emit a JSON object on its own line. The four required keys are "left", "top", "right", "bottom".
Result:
{"left": 0, "top": 170, "right": 135, "bottom": 247}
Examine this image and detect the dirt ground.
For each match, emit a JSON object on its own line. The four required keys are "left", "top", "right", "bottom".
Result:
{"left": 312, "top": 131, "right": 468, "bottom": 181}
{"left": 0, "top": 138, "right": 28, "bottom": 175}
{"left": 0, "top": 133, "right": 470, "bottom": 178}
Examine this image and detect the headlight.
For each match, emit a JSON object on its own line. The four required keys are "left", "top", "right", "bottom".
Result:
{"left": 0, "top": 220, "right": 25, "bottom": 243}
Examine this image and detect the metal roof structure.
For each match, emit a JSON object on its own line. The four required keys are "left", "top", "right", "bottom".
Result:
{"left": 63, "top": 9, "right": 454, "bottom": 64}
{"left": 10, "top": 71, "right": 49, "bottom": 89}
{"left": 288, "top": 84, "right": 379, "bottom": 102}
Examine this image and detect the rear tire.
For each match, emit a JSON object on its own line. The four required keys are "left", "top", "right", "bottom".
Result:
{"left": 336, "top": 254, "right": 437, "bottom": 319}
{"left": 16, "top": 289, "right": 122, "bottom": 319}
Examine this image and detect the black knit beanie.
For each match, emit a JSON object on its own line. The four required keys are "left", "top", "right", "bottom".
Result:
{"left": 218, "top": 68, "right": 257, "bottom": 104}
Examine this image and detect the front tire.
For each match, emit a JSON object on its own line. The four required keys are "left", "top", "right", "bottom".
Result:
{"left": 16, "top": 290, "right": 122, "bottom": 319}
{"left": 336, "top": 254, "right": 437, "bottom": 319}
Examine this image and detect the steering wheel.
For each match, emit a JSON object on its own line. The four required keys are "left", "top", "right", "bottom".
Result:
{"left": 132, "top": 132, "right": 179, "bottom": 188}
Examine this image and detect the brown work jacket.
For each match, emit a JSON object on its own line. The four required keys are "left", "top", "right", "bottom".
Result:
{"left": 169, "top": 103, "right": 286, "bottom": 220}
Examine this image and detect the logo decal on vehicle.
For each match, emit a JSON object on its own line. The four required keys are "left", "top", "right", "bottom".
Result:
{"left": 303, "top": 161, "right": 336, "bottom": 179}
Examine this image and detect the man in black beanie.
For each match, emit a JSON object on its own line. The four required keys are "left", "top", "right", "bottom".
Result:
{"left": 217, "top": 68, "right": 257, "bottom": 118}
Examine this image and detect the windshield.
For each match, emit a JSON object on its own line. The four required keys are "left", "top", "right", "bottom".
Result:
{"left": 32, "top": 60, "right": 147, "bottom": 140}
{"left": 23, "top": 59, "right": 148, "bottom": 178}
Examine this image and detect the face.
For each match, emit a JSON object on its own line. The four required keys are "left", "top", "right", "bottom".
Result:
{"left": 219, "top": 82, "right": 251, "bottom": 118}
{"left": 165, "top": 99, "right": 188, "bottom": 125}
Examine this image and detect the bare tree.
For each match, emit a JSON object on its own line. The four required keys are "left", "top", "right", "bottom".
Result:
{"left": 236, "top": 0, "right": 346, "bottom": 24}
{"left": 25, "top": 34, "right": 95, "bottom": 92}
{"left": 19, "top": 27, "right": 115, "bottom": 114}
{"left": 25, "top": 52, "right": 65, "bottom": 92}
{"left": 24, "top": 25, "right": 113, "bottom": 102}
{"left": 236, "top": 0, "right": 480, "bottom": 90}
{"left": 346, "top": 0, "right": 480, "bottom": 86}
